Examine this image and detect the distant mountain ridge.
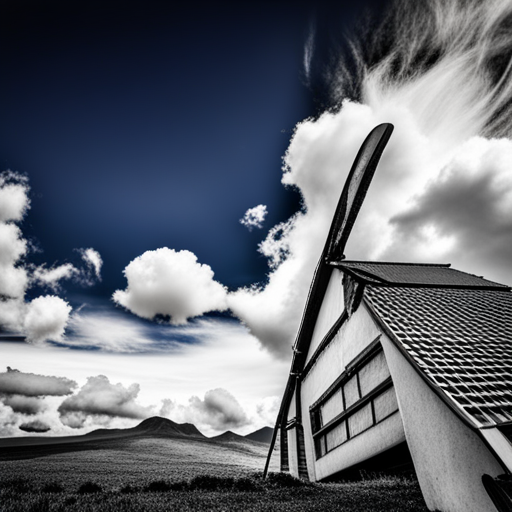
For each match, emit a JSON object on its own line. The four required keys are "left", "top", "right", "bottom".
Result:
{"left": 0, "top": 417, "right": 273, "bottom": 450}
{"left": 86, "top": 416, "right": 204, "bottom": 439}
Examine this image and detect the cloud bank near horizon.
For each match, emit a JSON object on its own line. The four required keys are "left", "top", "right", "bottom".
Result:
{"left": 0, "top": 365, "right": 279, "bottom": 437}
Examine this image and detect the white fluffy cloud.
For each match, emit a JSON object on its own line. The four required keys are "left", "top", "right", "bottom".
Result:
{"left": 240, "top": 204, "right": 268, "bottom": 230}
{"left": 173, "top": 388, "right": 250, "bottom": 432}
{"left": 0, "top": 172, "right": 30, "bottom": 222}
{"left": 0, "top": 223, "right": 28, "bottom": 299}
{"left": 113, "top": 248, "right": 228, "bottom": 324}
{"left": 24, "top": 296, "right": 73, "bottom": 343}
{"left": 0, "top": 171, "right": 103, "bottom": 342}
{"left": 58, "top": 375, "right": 154, "bottom": 428}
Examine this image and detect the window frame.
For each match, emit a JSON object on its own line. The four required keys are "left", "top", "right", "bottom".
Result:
{"left": 310, "top": 340, "right": 399, "bottom": 459}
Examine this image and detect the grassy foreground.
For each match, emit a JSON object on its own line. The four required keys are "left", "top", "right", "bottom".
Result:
{"left": 1, "top": 472, "right": 429, "bottom": 512}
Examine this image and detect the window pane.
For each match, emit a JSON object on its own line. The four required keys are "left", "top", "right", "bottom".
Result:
{"left": 358, "top": 351, "right": 390, "bottom": 397}
{"left": 321, "top": 389, "right": 344, "bottom": 426}
{"left": 374, "top": 386, "right": 399, "bottom": 423}
{"left": 316, "top": 435, "right": 327, "bottom": 458}
{"left": 343, "top": 375, "right": 360, "bottom": 409}
{"left": 348, "top": 403, "right": 373, "bottom": 438}
{"left": 326, "top": 421, "right": 347, "bottom": 452}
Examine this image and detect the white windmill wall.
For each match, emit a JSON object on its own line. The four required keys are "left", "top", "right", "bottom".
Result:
{"left": 381, "top": 334, "right": 503, "bottom": 512}
{"left": 287, "top": 427, "right": 299, "bottom": 478}
{"left": 301, "top": 302, "right": 405, "bottom": 481}
{"left": 305, "top": 269, "right": 344, "bottom": 365}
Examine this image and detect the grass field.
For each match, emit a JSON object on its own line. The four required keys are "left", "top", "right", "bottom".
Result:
{"left": 0, "top": 435, "right": 274, "bottom": 487}
{"left": 1, "top": 473, "right": 429, "bottom": 512}
{"left": 0, "top": 433, "right": 429, "bottom": 511}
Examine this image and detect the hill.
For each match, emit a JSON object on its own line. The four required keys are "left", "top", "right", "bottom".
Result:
{"left": 85, "top": 416, "right": 204, "bottom": 439}
{"left": 0, "top": 417, "right": 274, "bottom": 465}
{"left": 244, "top": 426, "right": 273, "bottom": 444}
{"left": 0, "top": 417, "right": 279, "bottom": 487}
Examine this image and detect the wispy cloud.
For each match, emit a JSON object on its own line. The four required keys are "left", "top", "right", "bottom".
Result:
{"left": 79, "top": 248, "right": 103, "bottom": 282}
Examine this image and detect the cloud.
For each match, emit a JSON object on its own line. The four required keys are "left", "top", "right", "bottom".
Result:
{"left": 0, "top": 171, "right": 103, "bottom": 341}
{"left": 179, "top": 388, "right": 250, "bottom": 432}
{"left": 0, "top": 402, "right": 19, "bottom": 436}
{"left": 24, "top": 295, "right": 72, "bottom": 343}
{"left": 159, "top": 398, "right": 175, "bottom": 418}
{"left": 227, "top": 104, "right": 386, "bottom": 358}
{"left": 255, "top": 396, "right": 280, "bottom": 426}
{"left": 58, "top": 375, "right": 154, "bottom": 428}
{"left": 67, "top": 308, "right": 160, "bottom": 352}
{"left": 32, "top": 252, "right": 103, "bottom": 292}
{"left": 0, "top": 223, "right": 28, "bottom": 299}
{"left": 32, "top": 263, "right": 80, "bottom": 292}
{"left": 385, "top": 137, "right": 512, "bottom": 284}
{"left": 113, "top": 248, "right": 228, "bottom": 324}
{"left": 0, "top": 299, "right": 25, "bottom": 333}
{"left": 225, "top": 0, "right": 512, "bottom": 356}
{"left": 0, "top": 368, "right": 77, "bottom": 396}
{"left": 2, "top": 395, "right": 46, "bottom": 415}
{"left": 0, "top": 171, "right": 30, "bottom": 222}
{"left": 240, "top": 204, "right": 268, "bottom": 231}
{"left": 19, "top": 419, "right": 51, "bottom": 433}
{"left": 80, "top": 248, "right": 103, "bottom": 282}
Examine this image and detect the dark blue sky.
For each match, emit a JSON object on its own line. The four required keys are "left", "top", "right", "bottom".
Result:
{"left": 0, "top": 0, "right": 378, "bottom": 301}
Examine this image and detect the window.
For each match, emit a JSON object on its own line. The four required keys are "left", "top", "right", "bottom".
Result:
{"left": 343, "top": 375, "right": 360, "bottom": 408}
{"left": 374, "top": 386, "right": 399, "bottom": 423}
{"left": 321, "top": 389, "right": 344, "bottom": 426}
{"left": 358, "top": 351, "right": 390, "bottom": 397}
{"left": 310, "top": 346, "right": 399, "bottom": 459}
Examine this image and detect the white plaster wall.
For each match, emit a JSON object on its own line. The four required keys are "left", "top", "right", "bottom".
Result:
{"left": 306, "top": 269, "right": 344, "bottom": 364}
{"left": 287, "top": 428, "right": 299, "bottom": 478}
{"left": 315, "top": 412, "right": 405, "bottom": 481}
{"left": 301, "top": 304, "right": 383, "bottom": 482}
{"left": 381, "top": 335, "right": 503, "bottom": 512}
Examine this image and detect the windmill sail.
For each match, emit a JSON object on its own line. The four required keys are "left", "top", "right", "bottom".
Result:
{"left": 326, "top": 123, "right": 394, "bottom": 261}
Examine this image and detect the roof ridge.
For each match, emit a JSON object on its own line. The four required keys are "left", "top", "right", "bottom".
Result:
{"left": 335, "top": 260, "right": 451, "bottom": 268}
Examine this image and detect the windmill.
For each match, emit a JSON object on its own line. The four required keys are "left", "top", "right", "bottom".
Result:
{"left": 263, "top": 122, "right": 394, "bottom": 478}
{"left": 263, "top": 123, "right": 512, "bottom": 512}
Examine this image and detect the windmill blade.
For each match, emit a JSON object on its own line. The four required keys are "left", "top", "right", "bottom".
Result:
{"left": 326, "top": 123, "right": 394, "bottom": 261}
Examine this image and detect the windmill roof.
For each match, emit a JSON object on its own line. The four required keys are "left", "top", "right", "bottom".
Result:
{"left": 364, "top": 284, "right": 512, "bottom": 428}
{"left": 335, "top": 261, "right": 509, "bottom": 290}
